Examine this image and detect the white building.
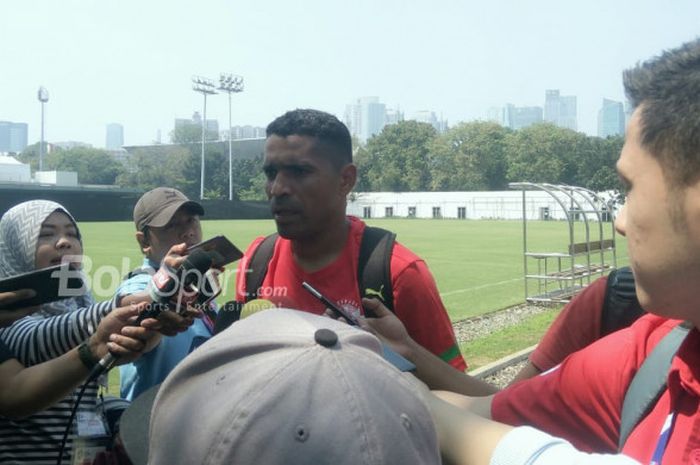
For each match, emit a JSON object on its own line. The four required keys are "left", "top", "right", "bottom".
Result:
{"left": 347, "top": 190, "right": 606, "bottom": 221}
{"left": 0, "top": 156, "right": 31, "bottom": 183}
{"left": 35, "top": 171, "right": 78, "bottom": 186}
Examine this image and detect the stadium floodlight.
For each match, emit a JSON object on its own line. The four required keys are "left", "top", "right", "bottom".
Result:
{"left": 191, "top": 75, "right": 218, "bottom": 200}
{"left": 37, "top": 86, "right": 49, "bottom": 171}
{"left": 218, "top": 73, "right": 244, "bottom": 201}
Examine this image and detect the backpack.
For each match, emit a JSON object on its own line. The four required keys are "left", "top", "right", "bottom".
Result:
{"left": 597, "top": 266, "right": 690, "bottom": 450}
{"left": 601, "top": 266, "right": 645, "bottom": 337}
{"left": 214, "top": 226, "right": 396, "bottom": 333}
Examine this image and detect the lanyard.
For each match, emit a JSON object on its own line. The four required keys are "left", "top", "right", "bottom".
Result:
{"left": 650, "top": 413, "right": 675, "bottom": 465}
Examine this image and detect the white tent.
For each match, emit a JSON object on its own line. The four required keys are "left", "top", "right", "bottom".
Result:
{"left": 0, "top": 156, "right": 31, "bottom": 183}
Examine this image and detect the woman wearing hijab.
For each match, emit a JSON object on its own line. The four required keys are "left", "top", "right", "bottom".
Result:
{"left": 0, "top": 200, "right": 160, "bottom": 464}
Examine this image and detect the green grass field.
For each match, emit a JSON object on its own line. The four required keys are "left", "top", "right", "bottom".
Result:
{"left": 79, "top": 218, "right": 628, "bottom": 321}
{"left": 84, "top": 218, "right": 627, "bottom": 389}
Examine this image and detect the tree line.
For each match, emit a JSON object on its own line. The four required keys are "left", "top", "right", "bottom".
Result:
{"left": 17, "top": 120, "right": 623, "bottom": 200}
{"left": 355, "top": 120, "right": 623, "bottom": 193}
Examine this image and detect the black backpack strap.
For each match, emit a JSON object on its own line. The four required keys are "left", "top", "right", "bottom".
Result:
{"left": 618, "top": 322, "right": 691, "bottom": 450}
{"left": 213, "top": 300, "right": 244, "bottom": 335}
{"left": 244, "top": 233, "right": 278, "bottom": 302}
{"left": 358, "top": 226, "right": 396, "bottom": 316}
{"left": 213, "top": 234, "right": 277, "bottom": 335}
{"left": 601, "top": 267, "right": 645, "bottom": 337}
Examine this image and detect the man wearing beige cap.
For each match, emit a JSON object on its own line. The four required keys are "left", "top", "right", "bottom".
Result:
{"left": 120, "top": 309, "right": 441, "bottom": 465}
{"left": 116, "top": 187, "right": 212, "bottom": 401}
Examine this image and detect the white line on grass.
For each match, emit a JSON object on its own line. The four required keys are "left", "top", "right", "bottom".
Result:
{"left": 440, "top": 277, "right": 522, "bottom": 297}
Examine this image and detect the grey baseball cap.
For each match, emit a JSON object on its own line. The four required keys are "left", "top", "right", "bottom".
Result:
{"left": 133, "top": 309, "right": 439, "bottom": 465}
{"left": 133, "top": 187, "right": 204, "bottom": 231}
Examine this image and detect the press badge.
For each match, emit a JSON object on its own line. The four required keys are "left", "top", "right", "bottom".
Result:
{"left": 71, "top": 410, "right": 110, "bottom": 465}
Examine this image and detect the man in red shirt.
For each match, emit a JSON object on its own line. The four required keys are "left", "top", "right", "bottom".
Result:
{"left": 361, "top": 38, "right": 700, "bottom": 463}
{"left": 234, "top": 109, "right": 469, "bottom": 374}
{"left": 511, "top": 267, "right": 644, "bottom": 382}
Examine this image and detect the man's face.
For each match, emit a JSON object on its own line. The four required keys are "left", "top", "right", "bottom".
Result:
{"left": 263, "top": 134, "right": 355, "bottom": 241}
{"left": 143, "top": 208, "right": 203, "bottom": 264}
{"left": 615, "top": 109, "right": 700, "bottom": 324}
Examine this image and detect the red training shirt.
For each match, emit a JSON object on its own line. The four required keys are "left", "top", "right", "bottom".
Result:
{"left": 493, "top": 314, "right": 700, "bottom": 464}
{"left": 235, "top": 216, "right": 466, "bottom": 370}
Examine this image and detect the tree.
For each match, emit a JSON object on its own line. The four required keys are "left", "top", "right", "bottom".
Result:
{"left": 170, "top": 122, "right": 218, "bottom": 145}
{"left": 46, "top": 147, "right": 124, "bottom": 185}
{"left": 430, "top": 122, "right": 510, "bottom": 191}
{"left": 18, "top": 143, "right": 41, "bottom": 171}
{"left": 356, "top": 121, "right": 437, "bottom": 191}
{"left": 116, "top": 146, "right": 190, "bottom": 191}
{"left": 505, "top": 123, "right": 578, "bottom": 184}
{"left": 572, "top": 135, "right": 623, "bottom": 191}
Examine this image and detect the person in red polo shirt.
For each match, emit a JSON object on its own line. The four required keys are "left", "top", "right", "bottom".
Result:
{"left": 234, "top": 109, "right": 469, "bottom": 375}
{"left": 361, "top": 38, "right": 700, "bottom": 464}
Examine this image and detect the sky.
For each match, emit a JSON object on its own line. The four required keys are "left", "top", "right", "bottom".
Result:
{"left": 1, "top": 0, "right": 699, "bottom": 148}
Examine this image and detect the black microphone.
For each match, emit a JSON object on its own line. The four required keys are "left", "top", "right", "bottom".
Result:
{"left": 87, "top": 250, "right": 213, "bottom": 381}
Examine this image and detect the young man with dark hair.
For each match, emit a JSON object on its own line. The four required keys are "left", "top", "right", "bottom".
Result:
{"left": 363, "top": 38, "right": 700, "bottom": 463}
{"left": 234, "top": 108, "right": 474, "bottom": 377}
{"left": 116, "top": 187, "right": 213, "bottom": 401}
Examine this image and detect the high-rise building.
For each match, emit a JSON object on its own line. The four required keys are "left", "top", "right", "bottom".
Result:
{"left": 360, "top": 97, "right": 386, "bottom": 142}
{"left": 106, "top": 123, "right": 124, "bottom": 149}
{"left": 544, "top": 89, "right": 577, "bottom": 131}
{"left": 385, "top": 108, "right": 404, "bottom": 126}
{"left": 503, "top": 104, "right": 543, "bottom": 130}
{"left": 0, "top": 121, "right": 28, "bottom": 153}
{"left": 224, "top": 125, "right": 266, "bottom": 140}
{"left": 344, "top": 97, "right": 387, "bottom": 142}
{"left": 597, "top": 98, "right": 625, "bottom": 138}
{"left": 489, "top": 105, "right": 542, "bottom": 130}
{"left": 411, "top": 110, "right": 448, "bottom": 133}
{"left": 344, "top": 101, "right": 362, "bottom": 138}
{"left": 175, "top": 112, "right": 219, "bottom": 136}
{"left": 544, "top": 90, "right": 560, "bottom": 124}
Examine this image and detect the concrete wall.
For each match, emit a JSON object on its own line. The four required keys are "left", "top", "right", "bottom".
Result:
{"left": 347, "top": 191, "right": 608, "bottom": 221}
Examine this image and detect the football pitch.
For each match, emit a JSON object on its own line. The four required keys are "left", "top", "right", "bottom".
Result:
{"left": 79, "top": 218, "right": 628, "bottom": 322}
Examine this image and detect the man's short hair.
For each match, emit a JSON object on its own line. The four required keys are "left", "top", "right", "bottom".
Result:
{"left": 623, "top": 38, "right": 700, "bottom": 185}
{"left": 266, "top": 109, "right": 353, "bottom": 169}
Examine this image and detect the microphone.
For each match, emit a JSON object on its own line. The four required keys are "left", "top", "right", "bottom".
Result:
{"left": 87, "top": 250, "right": 214, "bottom": 381}
{"left": 147, "top": 249, "right": 213, "bottom": 311}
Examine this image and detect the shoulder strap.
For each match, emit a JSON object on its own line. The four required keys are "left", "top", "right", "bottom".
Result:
{"left": 244, "top": 233, "right": 278, "bottom": 302}
{"left": 215, "top": 234, "right": 277, "bottom": 335}
{"left": 601, "top": 267, "right": 645, "bottom": 337}
{"left": 358, "top": 226, "right": 396, "bottom": 316}
{"left": 618, "top": 322, "right": 691, "bottom": 450}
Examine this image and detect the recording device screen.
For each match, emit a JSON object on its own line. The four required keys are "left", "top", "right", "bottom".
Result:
{"left": 0, "top": 264, "right": 86, "bottom": 311}
{"left": 187, "top": 235, "right": 243, "bottom": 268}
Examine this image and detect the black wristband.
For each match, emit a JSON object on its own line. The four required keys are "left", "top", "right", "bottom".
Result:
{"left": 78, "top": 341, "right": 100, "bottom": 370}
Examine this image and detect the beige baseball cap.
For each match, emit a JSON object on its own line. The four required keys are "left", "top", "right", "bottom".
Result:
{"left": 132, "top": 309, "right": 440, "bottom": 465}
{"left": 133, "top": 187, "right": 204, "bottom": 231}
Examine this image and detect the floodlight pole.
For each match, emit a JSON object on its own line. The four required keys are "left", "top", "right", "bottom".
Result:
{"left": 192, "top": 76, "right": 218, "bottom": 200}
{"left": 218, "top": 73, "right": 244, "bottom": 201}
{"left": 37, "top": 87, "right": 49, "bottom": 171}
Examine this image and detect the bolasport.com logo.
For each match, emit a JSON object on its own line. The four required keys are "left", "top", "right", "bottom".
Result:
{"left": 50, "top": 254, "right": 242, "bottom": 301}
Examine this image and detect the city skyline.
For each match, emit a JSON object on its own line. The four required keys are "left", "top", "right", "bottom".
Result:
{"left": 1, "top": 0, "right": 698, "bottom": 148}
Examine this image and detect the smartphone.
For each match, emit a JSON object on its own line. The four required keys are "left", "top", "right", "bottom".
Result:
{"left": 187, "top": 235, "right": 243, "bottom": 268}
{"left": 301, "top": 281, "right": 358, "bottom": 325}
{"left": 300, "top": 281, "right": 416, "bottom": 372}
{"left": 0, "top": 264, "right": 86, "bottom": 311}
{"left": 192, "top": 269, "right": 222, "bottom": 307}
